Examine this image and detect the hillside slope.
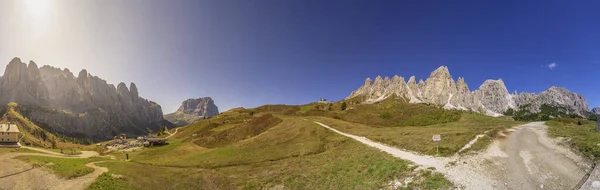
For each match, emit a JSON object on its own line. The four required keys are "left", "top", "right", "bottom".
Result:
{"left": 1, "top": 102, "right": 83, "bottom": 149}
{"left": 97, "top": 107, "right": 453, "bottom": 189}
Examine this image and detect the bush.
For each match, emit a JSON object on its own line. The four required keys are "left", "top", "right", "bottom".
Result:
{"left": 333, "top": 116, "right": 341, "bottom": 119}
{"left": 504, "top": 108, "right": 514, "bottom": 116}
{"left": 341, "top": 102, "right": 347, "bottom": 111}
{"left": 380, "top": 112, "right": 392, "bottom": 119}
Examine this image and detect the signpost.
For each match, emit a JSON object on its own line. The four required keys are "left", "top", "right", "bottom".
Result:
{"left": 432, "top": 134, "right": 441, "bottom": 154}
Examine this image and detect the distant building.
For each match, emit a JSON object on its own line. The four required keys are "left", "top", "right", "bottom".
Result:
{"left": 142, "top": 137, "right": 167, "bottom": 147}
{"left": 319, "top": 97, "right": 329, "bottom": 103}
{"left": 0, "top": 123, "right": 20, "bottom": 147}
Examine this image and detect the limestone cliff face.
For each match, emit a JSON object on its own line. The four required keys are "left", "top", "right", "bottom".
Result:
{"left": 0, "top": 58, "right": 172, "bottom": 141}
{"left": 164, "top": 97, "right": 219, "bottom": 126}
{"left": 592, "top": 107, "right": 600, "bottom": 115}
{"left": 473, "top": 79, "right": 515, "bottom": 114}
{"left": 422, "top": 66, "right": 456, "bottom": 106}
{"left": 514, "top": 86, "right": 589, "bottom": 115}
{"left": 346, "top": 66, "right": 590, "bottom": 116}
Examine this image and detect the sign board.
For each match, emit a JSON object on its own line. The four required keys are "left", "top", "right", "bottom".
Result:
{"left": 432, "top": 134, "right": 441, "bottom": 142}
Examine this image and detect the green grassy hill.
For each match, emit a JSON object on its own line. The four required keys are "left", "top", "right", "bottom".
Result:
{"left": 1, "top": 97, "right": 523, "bottom": 189}
{"left": 91, "top": 106, "right": 456, "bottom": 189}
{"left": 86, "top": 97, "right": 527, "bottom": 189}
{"left": 247, "top": 95, "right": 462, "bottom": 127}
{"left": 1, "top": 102, "right": 84, "bottom": 150}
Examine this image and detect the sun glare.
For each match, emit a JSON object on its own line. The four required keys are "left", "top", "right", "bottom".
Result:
{"left": 23, "top": 0, "right": 52, "bottom": 19}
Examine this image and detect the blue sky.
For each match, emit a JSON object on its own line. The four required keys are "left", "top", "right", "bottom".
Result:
{"left": 1, "top": 0, "right": 599, "bottom": 112}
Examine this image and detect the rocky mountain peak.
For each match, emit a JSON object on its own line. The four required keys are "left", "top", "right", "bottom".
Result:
{"left": 407, "top": 76, "right": 417, "bottom": 86}
{"left": 165, "top": 97, "right": 220, "bottom": 125}
{"left": 457, "top": 77, "right": 465, "bottom": 84}
{"left": 4, "top": 57, "right": 27, "bottom": 85}
{"left": 0, "top": 58, "right": 171, "bottom": 140}
{"left": 374, "top": 76, "right": 383, "bottom": 84}
{"left": 345, "top": 65, "right": 590, "bottom": 117}
{"left": 28, "top": 61, "right": 38, "bottom": 69}
{"left": 592, "top": 107, "right": 600, "bottom": 115}
{"left": 430, "top": 66, "right": 451, "bottom": 79}
{"left": 9, "top": 57, "right": 22, "bottom": 65}
{"left": 78, "top": 69, "right": 88, "bottom": 79}
{"left": 130, "top": 83, "right": 139, "bottom": 98}
{"left": 474, "top": 79, "right": 513, "bottom": 114}
{"left": 364, "top": 78, "right": 372, "bottom": 86}
{"left": 27, "top": 61, "right": 41, "bottom": 80}
{"left": 117, "top": 82, "right": 130, "bottom": 97}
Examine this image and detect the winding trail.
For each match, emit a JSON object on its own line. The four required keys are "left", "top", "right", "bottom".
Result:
{"left": 0, "top": 147, "right": 113, "bottom": 190}
{"left": 165, "top": 128, "right": 179, "bottom": 139}
{"left": 313, "top": 121, "right": 591, "bottom": 190}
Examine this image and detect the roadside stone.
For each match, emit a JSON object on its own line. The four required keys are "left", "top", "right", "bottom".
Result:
{"left": 592, "top": 181, "right": 600, "bottom": 188}
{"left": 111, "top": 174, "right": 125, "bottom": 179}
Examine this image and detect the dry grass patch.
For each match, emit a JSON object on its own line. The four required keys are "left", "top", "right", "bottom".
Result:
{"left": 311, "top": 113, "right": 523, "bottom": 156}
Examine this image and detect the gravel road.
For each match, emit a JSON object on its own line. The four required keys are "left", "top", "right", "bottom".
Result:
{"left": 0, "top": 150, "right": 109, "bottom": 190}
{"left": 486, "top": 122, "right": 591, "bottom": 190}
{"left": 314, "top": 121, "right": 592, "bottom": 190}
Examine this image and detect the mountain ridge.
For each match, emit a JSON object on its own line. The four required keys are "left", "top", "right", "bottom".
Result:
{"left": 0, "top": 57, "right": 173, "bottom": 141}
{"left": 346, "top": 66, "right": 589, "bottom": 116}
{"left": 164, "top": 97, "right": 219, "bottom": 126}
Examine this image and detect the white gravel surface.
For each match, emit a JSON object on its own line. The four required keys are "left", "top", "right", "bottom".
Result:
{"left": 314, "top": 121, "right": 592, "bottom": 190}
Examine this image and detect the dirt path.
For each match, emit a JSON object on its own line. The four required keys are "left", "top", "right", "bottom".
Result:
{"left": 0, "top": 149, "right": 111, "bottom": 190}
{"left": 487, "top": 122, "right": 590, "bottom": 189}
{"left": 166, "top": 128, "right": 179, "bottom": 139}
{"left": 314, "top": 121, "right": 591, "bottom": 190}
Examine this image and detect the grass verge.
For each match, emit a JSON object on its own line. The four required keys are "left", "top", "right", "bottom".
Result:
{"left": 15, "top": 155, "right": 108, "bottom": 179}
{"left": 546, "top": 119, "right": 600, "bottom": 159}
{"left": 48, "top": 148, "right": 82, "bottom": 155}
{"left": 0, "top": 147, "right": 37, "bottom": 153}
{"left": 87, "top": 172, "right": 132, "bottom": 190}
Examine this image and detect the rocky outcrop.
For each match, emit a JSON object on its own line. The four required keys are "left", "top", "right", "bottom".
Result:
{"left": 164, "top": 97, "right": 219, "bottom": 126}
{"left": 473, "top": 79, "right": 515, "bottom": 114}
{"left": 422, "top": 66, "right": 456, "bottom": 106}
{"left": 592, "top": 107, "right": 600, "bottom": 115}
{"left": 0, "top": 58, "right": 172, "bottom": 141}
{"left": 346, "top": 66, "right": 590, "bottom": 116}
{"left": 513, "top": 86, "right": 589, "bottom": 115}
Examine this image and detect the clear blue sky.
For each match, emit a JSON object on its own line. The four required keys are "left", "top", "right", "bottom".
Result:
{"left": 1, "top": 0, "right": 599, "bottom": 112}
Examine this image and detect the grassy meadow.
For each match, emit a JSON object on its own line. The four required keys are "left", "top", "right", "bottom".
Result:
{"left": 84, "top": 97, "right": 531, "bottom": 189}
{"left": 90, "top": 109, "right": 454, "bottom": 189}
{"left": 547, "top": 118, "right": 600, "bottom": 160}
{"left": 311, "top": 113, "right": 523, "bottom": 156}
{"left": 3, "top": 96, "right": 524, "bottom": 189}
{"left": 15, "top": 155, "right": 108, "bottom": 179}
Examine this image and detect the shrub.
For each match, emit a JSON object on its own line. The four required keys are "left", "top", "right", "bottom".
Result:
{"left": 380, "top": 112, "right": 392, "bottom": 119}
{"left": 333, "top": 115, "right": 341, "bottom": 119}
{"left": 341, "top": 102, "right": 347, "bottom": 111}
{"left": 504, "top": 108, "right": 514, "bottom": 116}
